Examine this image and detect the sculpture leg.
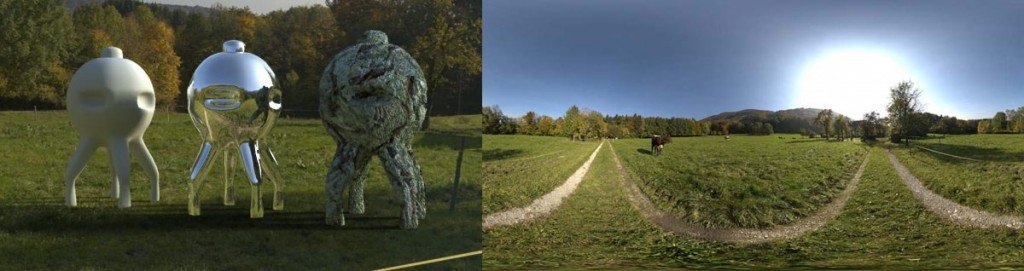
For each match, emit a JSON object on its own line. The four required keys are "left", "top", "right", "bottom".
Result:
{"left": 325, "top": 143, "right": 367, "bottom": 226}
{"left": 107, "top": 138, "right": 133, "bottom": 208}
{"left": 258, "top": 147, "right": 284, "bottom": 211}
{"left": 346, "top": 150, "right": 373, "bottom": 214}
{"left": 65, "top": 137, "right": 98, "bottom": 207}
{"left": 130, "top": 138, "right": 159, "bottom": 202}
{"left": 378, "top": 143, "right": 426, "bottom": 229}
{"left": 223, "top": 150, "right": 236, "bottom": 206}
{"left": 109, "top": 166, "right": 119, "bottom": 198}
{"left": 188, "top": 142, "right": 218, "bottom": 216}
{"left": 239, "top": 141, "right": 264, "bottom": 218}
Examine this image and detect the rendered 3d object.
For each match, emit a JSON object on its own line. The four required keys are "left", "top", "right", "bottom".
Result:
{"left": 319, "top": 30, "right": 428, "bottom": 229}
{"left": 187, "top": 40, "right": 284, "bottom": 218}
{"left": 65, "top": 46, "right": 159, "bottom": 208}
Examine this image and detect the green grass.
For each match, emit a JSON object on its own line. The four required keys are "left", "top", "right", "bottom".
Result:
{"left": 914, "top": 134, "right": 1024, "bottom": 161}
{"left": 426, "top": 114, "right": 483, "bottom": 137}
{"left": 485, "top": 146, "right": 1024, "bottom": 269}
{"left": 611, "top": 135, "right": 867, "bottom": 228}
{"left": 0, "top": 111, "right": 481, "bottom": 270}
{"left": 891, "top": 134, "right": 1024, "bottom": 216}
{"left": 482, "top": 135, "right": 599, "bottom": 214}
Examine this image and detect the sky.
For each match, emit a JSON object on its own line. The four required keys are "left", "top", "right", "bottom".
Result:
{"left": 483, "top": 0, "right": 1024, "bottom": 120}
{"left": 147, "top": 0, "right": 324, "bottom": 14}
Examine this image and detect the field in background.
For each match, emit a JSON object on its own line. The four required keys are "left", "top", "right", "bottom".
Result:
{"left": 611, "top": 135, "right": 866, "bottom": 228}
{"left": 0, "top": 111, "right": 481, "bottom": 270}
{"left": 482, "top": 135, "right": 599, "bottom": 214}
{"left": 485, "top": 143, "right": 1024, "bottom": 269}
{"left": 892, "top": 134, "right": 1024, "bottom": 216}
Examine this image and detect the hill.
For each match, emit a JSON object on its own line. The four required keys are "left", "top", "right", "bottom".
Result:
{"left": 701, "top": 107, "right": 839, "bottom": 134}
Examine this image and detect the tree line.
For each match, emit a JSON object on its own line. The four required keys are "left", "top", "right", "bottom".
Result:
{"left": 0, "top": 0, "right": 481, "bottom": 119}
{"left": 483, "top": 105, "right": 725, "bottom": 140}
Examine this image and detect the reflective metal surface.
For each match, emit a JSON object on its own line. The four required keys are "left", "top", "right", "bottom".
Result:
{"left": 186, "top": 40, "right": 284, "bottom": 218}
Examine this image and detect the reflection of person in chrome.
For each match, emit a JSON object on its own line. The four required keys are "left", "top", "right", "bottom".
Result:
{"left": 186, "top": 40, "right": 284, "bottom": 218}
{"left": 64, "top": 46, "right": 160, "bottom": 209}
{"left": 319, "top": 30, "right": 428, "bottom": 229}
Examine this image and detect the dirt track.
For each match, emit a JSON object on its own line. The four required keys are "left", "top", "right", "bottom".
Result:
{"left": 885, "top": 149, "right": 1023, "bottom": 229}
{"left": 483, "top": 141, "right": 604, "bottom": 229}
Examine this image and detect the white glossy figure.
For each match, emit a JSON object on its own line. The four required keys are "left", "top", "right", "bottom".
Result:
{"left": 64, "top": 46, "right": 159, "bottom": 208}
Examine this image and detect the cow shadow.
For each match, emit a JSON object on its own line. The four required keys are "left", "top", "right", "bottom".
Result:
{"left": 636, "top": 148, "right": 654, "bottom": 155}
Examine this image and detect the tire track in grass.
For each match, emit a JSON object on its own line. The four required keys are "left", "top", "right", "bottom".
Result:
{"left": 885, "top": 149, "right": 1023, "bottom": 229}
{"left": 483, "top": 141, "right": 604, "bottom": 229}
{"left": 609, "top": 143, "right": 870, "bottom": 244}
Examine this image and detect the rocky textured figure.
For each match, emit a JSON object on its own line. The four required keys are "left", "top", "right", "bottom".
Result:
{"left": 319, "top": 30, "right": 428, "bottom": 229}
{"left": 186, "top": 40, "right": 284, "bottom": 218}
{"left": 65, "top": 46, "right": 159, "bottom": 208}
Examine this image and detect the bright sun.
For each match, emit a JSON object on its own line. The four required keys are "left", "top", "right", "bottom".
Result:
{"left": 795, "top": 50, "right": 915, "bottom": 119}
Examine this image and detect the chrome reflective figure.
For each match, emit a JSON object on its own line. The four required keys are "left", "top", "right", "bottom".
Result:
{"left": 187, "top": 40, "right": 284, "bottom": 218}
{"left": 65, "top": 46, "right": 159, "bottom": 208}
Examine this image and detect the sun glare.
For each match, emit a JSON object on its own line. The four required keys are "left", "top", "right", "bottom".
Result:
{"left": 794, "top": 50, "right": 915, "bottom": 119}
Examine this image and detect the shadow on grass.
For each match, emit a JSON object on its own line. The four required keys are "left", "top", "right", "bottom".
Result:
{"left": 483, "top": 148, "right": 523, "bottom": 161}
{"left": 636, "top": 148, "right": 653, "bottom": 155}
{"left": 914, "top": 143, "right": 1024, "bottom": 163}
{"left": 416, "top": 133, "right": 482, "bottom": 151}
{"left": 0, "top": 194, "right": 415, "bottom": 232}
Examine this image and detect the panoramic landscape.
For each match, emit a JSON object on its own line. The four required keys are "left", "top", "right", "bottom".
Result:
{"left": 483, "top": 1, "right": 1024, "bottom": 269}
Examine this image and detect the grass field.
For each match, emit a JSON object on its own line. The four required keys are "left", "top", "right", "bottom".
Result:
{"left": 482, "top": 135, "right": 599, "bottom": 214}
{"left": 913, "top": 134, "right": 1024, "bottom": 161}
{"left": 485, "top": 143, "right": 1024, "bottom": 269}
{"left": 610, "top": 135, "right": 867, "bottom": 228}
{"left": 891, "top": 134, "right": 1024, "bottom": 216}
{"left": 0, "top": 111, "right": 481, "bottom": 269}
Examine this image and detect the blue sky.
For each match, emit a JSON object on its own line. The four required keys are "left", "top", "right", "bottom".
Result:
{"left": 484, "top": 0, "right": 1024, "bottom": 120}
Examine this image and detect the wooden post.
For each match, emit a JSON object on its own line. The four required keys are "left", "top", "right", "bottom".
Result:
{"left": 449, "top": 136, "right": 466, "bottom": 211}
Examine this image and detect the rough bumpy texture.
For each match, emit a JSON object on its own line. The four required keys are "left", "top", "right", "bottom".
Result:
{"left": 319, "top": 30, "right": 428, "bottom": 229}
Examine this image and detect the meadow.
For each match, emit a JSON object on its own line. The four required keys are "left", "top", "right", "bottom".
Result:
{"left": 610, "top": 135, "right": 867, "bottom": 228}
{"left": 485, "top": 139, "right": 1024, "bottom": 269}
{"left": 0, "top": 111, "right": 481, "bottom": 269}
{"left": 890, "top": 134, "right": 1024, "bottom": 216}
{"left": 482, "top": 135, "right": 599, "bottom": 214}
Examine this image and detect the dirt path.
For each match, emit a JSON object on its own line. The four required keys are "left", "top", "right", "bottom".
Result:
{"left": 913, "top": 145, "right": 987, "bottom": 162}
{"left": 483, "top": 141, "right": 605, "bottom": 229}
{"left": 609, "top": 143, "right": 870, "bottom": 244}
{"left": 884, "top": 149, "right": 1023, "bottom": 229}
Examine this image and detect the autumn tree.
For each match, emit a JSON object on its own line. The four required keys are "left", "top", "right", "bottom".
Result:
{"left": 122, "top": 6, "right": 181, "bottom": 109}
{"left": 887, "top": 81, "right": 923, "bottom": 145}
{"left": 815, "top": 109, "right": 835, "bottom": 140}
{"left": 991, "top": 111, "right": 1008, "bottom": 133}
{"left": 978, "top": 120, "right": 991, "bottom": 134}
{"left": 409, "top": 0, "right": 482, "bottom": 128}
{"left": 860, "top": 111, "right": 883, "bottom": 141}
{"left": 537, "top": 115, "right": 554, "bottom": 136}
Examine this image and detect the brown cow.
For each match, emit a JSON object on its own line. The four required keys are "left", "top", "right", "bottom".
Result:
{"left": 651, "top": 135, "right": 672, "bottom": 156}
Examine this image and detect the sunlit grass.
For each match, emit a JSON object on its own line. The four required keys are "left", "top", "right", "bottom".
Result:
{"left": 611, "top": 135, "right": 867, "bottom": 228}
{"left": 482, "top": 135, "right": 599, "bottom": 214}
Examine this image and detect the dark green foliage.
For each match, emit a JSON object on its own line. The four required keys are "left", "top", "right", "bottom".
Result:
{"left": 0, "top": 0, "right": 74, "bottom": 109}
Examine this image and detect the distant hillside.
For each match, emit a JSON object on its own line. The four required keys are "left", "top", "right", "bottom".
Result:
{"left": 701, "top": 107, "right": 840, "bottom": 134}
{"left": 64, "top": 0, "right": 214, "bottom": 15}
